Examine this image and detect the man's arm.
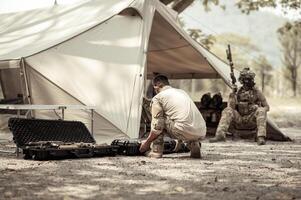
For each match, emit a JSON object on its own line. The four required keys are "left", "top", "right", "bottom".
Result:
{"left": 228, "top": 92, "right": 237, "bottom": 109}
{"left": 257, "top": 89, "right": 270, "bottom": 112}
{"left": 139, "top": 131, "right": 160, "bottom": 153}
{"left": 139, "top": 98, "right": 164, "bottom": 153}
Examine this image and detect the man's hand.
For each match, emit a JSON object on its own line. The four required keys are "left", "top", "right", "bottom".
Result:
{"left": 232, "top": 84, "right": 237, "bottom": 93}
{"left": 139, "top": 140, "right": 151, "bottom": 153}
{"left": 251, "top": 104, "right": 259, "bottom": 111}
{"left": 229, "top": 92, "right": 236, "bottom": 98}
{"left": 139, "top": 131, "right": 160, "bottom": 153}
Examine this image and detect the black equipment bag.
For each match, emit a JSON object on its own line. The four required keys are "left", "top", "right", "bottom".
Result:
{"left": 8, "top": 118, "right": 118, "bottom": 160}
{"left": 111, "top": 138, "right": 190, "bottom": 156}
{"left": 111, "top": 139, "right": 142, "bottom": 156}
{"left": 162, "top": 137, "right": 190, "bottom": 154}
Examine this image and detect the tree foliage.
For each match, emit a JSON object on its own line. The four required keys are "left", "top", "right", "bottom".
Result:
{"left": 277, "top": 21, "right": 301, "bottom": 96}
{"left": 202, "top": 0, "right": 220, "bottom": 12}
{"left": 187, "top": 28, "right": 216, "bottom": 49}
{"left": 161, "top": 0, "right": 301, "bottom": 98}
{"left": 252, "top": 55, "right": 273, "bottom": 93}
{"left": 160, "top": 0, "right": 195, "bottom": 13}
{"left": 210, "top": 33, "right": 259, "bottom": 69}
{"left": 202, "top": 0, "right": 300, "bottom": 14}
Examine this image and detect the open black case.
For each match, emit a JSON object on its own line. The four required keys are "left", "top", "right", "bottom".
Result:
{"left": 8, "top": 118, "right": 119, "bottom": 160}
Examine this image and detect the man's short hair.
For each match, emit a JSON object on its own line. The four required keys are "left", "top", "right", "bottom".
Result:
{"left": 152, "top": 74, "right": 169, "bottom": 87}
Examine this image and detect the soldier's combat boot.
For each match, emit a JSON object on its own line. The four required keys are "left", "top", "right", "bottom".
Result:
{"left": 257, "top": 136, "right": 266, "bottom": 145}
{"left": 209, "top": 134, "right": 226, "bottom": 143}
{"left": 187, "top": 141, "right": 201, "bottom": 158}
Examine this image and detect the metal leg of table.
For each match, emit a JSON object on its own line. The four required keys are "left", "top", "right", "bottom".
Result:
{"left": 16, "top": 109, "right": 20, "bottom": 157}
{"left": 91, "top": 109, "right": 94, "bottom": 136}
{"left": 62, "top": 108, "right": 65, "bottom": 120}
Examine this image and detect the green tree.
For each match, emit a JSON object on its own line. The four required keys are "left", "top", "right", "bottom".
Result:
{"left": 160, "top": 0, "right": 195, "bottom": 13}
{"left": 278, "top": 21, "right": 301, "bottom": 97}
{"left": 202, "top": 0, "right": 220, "bottom": 12}
{"left": 204, "top": 33, "right": 260, "bottom": 95}
{"left": 210, "top": 33, "right": 259, "bottom": 70}
{"left": 202, "top": 0, "right": 300, "bottom": 14}
{"left": 187, "top": 28, "right": 215, "bottom": 49}
{"left": 252, "top": 55, "right": 273, "bottom": 93}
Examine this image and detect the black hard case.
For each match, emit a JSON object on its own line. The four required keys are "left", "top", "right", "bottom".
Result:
{"left": 8, "top": 118, "right": 118, "bottom": 160}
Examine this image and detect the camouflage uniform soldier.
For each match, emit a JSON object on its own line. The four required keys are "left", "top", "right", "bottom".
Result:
{"left": 139, "top": 75, "right": 206, "bottom": 158}
{"left": 209, "top": 67, "right": 269, "bottom": 145}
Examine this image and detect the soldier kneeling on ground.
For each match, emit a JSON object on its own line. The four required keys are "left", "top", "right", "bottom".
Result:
{"left": 209, "top": 67, "right": 269, "bottom": 145}
{"left": 139, "top": 74, "right": 207, "bottom": 158}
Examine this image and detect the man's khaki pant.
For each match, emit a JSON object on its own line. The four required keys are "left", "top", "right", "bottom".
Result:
{"left": 151, "top": 117, "right": 203, "bottom": 153}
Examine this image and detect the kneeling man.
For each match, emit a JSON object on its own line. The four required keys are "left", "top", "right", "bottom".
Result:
{"left": 139, "top": 75, "right": 206, "bottom": 158}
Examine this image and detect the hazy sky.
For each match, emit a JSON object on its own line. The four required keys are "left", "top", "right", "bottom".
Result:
{"left": 180, "top": 0, "right": 300, "bottom": 67}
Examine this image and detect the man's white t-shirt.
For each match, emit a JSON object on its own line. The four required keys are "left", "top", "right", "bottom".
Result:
{"left": 151, "top": 86, "right": 206, "bottom": 138}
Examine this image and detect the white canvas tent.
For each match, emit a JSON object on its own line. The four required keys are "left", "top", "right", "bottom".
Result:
{"left": 0, "top": 0, "right": 289, "bottom": 143}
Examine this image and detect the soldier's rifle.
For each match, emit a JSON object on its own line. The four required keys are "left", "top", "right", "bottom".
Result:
{"left": 26, "top": 141, "right": 94, "bottom": 149}
{"left": 226, "top": 44, "right": 237, "bottom": 93}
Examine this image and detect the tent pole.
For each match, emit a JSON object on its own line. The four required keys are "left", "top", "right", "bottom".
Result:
{"left": 0, "top": 73, "right": 3, "bottom": 99}
{"left": 20, "top": 58, "right": 33, "bottom": 118}
{"left": 20, "top": 58, "right": 32, "bottom": 105}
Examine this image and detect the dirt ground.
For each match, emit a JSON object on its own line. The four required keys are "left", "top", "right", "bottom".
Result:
{"left": 0, "top": 129, "right": 300, "bottom": 200}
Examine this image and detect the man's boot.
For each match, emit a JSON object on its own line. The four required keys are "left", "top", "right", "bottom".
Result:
{"left": 172, "top": 139, "right": 184, "bottom": 152}
{"left": 145, "top": 135, "right": 164, "bottom": 158}
{"left": 209, "top": 134, "right": 226, "bottom": 143}
{"left": 145, "top": 144, "right": 163, "bottom": 158}
{"left": 188, "top": 141, "right": 201, "bottom": 158}
{"left": 257, "top": 136, "right": 266, "bottom": 145}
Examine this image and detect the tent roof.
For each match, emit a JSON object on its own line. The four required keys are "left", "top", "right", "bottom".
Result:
{"left": 0, "top": 0, "right": 236, "bottom": 84}
{"left": 147, "top": 12, "right": 218, "bottom": 79}
{"left": 0, "top": 0, "right": 135, "bottom": 60}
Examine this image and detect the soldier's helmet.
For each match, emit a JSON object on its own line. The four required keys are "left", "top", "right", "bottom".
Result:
{"left": 238, "top": 67, "right": 255, "bottom": 84}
